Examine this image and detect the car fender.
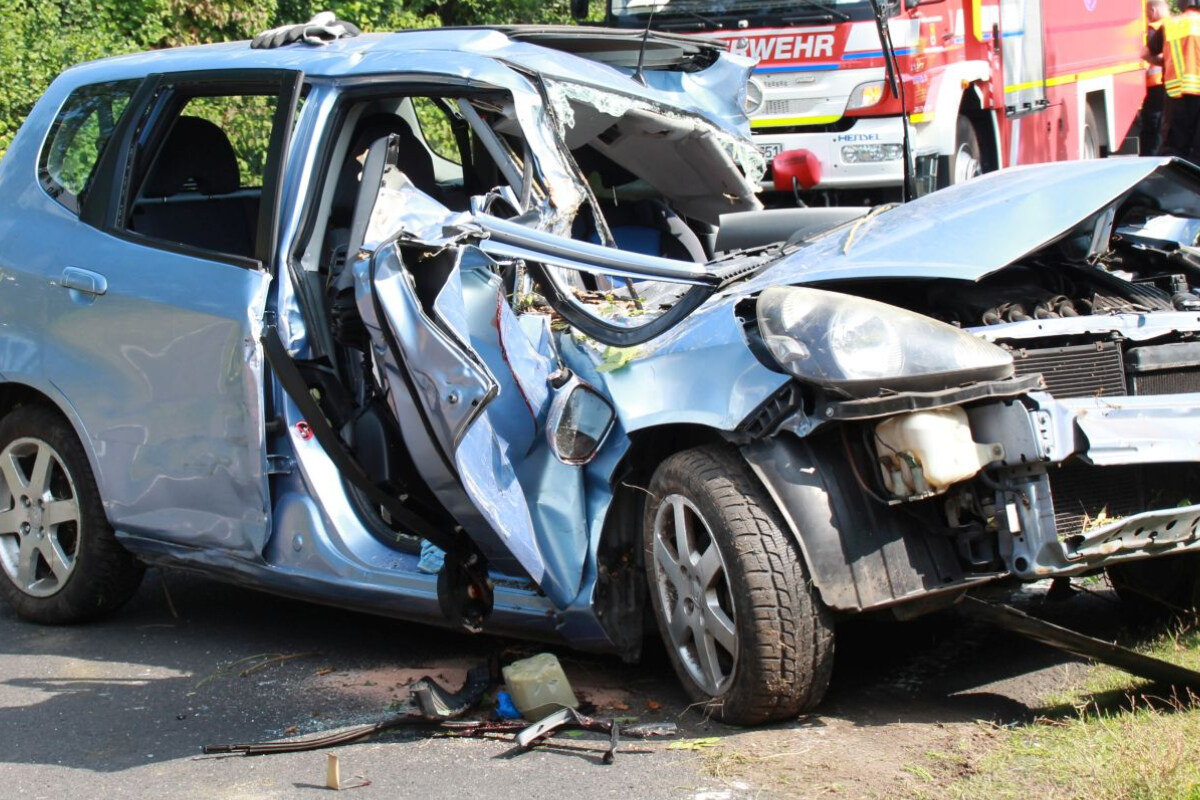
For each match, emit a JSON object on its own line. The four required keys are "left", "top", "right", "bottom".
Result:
{"left": 568, "top": 293, "right": 790, "bottom": 434}
{"left": 741, "top": 431, "right": 997, "bottom": 613}
{"left": 0, "top": 372, "right": 111, "bottom": 511}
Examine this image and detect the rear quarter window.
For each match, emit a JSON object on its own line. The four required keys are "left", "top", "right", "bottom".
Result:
{"left": 38, "top": 80, "right": 140, "bottom": 213}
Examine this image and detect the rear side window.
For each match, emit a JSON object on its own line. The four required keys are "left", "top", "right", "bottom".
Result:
{"left": 179, "top": 94, "right": 279, "bottom": 189}
{"left": 38, "top": 80, "right": 140, "bottom": 214}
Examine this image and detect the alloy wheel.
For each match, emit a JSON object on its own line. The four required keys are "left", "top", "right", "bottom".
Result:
{"left": 650, "top": 494, "right": 738, "bottom": 695}
{"left": 0, "top": 437, "right": 82, "bottom": 597}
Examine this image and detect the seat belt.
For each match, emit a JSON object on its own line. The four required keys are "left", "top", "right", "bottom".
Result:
{"left": 261, "top": 324, "right": 460, "bottom": 554}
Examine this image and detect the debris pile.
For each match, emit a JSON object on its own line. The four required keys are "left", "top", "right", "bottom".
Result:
{"left": 203, "top": 653, "right": 677, "bottom": 764}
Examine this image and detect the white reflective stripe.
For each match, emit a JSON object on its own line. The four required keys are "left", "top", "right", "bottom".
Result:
{"left": 982, "top": 2, "right": 1000, "bottom": 29}
{"left": 843, "top": 18, "right": 919, "bottom": 53}
{"left": 843, "top": 21, "right": 882, "bottom": 52}
{"left": 889, "top": 17, "right": 920, "bottom": 48}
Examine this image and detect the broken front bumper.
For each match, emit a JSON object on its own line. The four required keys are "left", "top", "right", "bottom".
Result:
{"left": 971, "top": 391, "right": 1200, "bottom": 579}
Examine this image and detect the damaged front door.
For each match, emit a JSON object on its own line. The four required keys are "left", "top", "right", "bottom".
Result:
{"left": 344, "top": 78, "right": 748, "bottom": 612}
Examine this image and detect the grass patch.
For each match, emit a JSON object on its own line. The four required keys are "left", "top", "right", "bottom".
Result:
{"left": 936, "top": 623, "right": 1200, "bottom": 800}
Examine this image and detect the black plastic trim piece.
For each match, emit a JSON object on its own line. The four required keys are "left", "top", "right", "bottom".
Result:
{"left": 526, "top": 260, "right": 715, "bottom": 347}
{"left": 823, "top": 375, "right": 1043, "bottom": 421}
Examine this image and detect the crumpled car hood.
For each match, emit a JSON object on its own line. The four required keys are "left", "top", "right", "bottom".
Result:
{"left": 744, "top": 157, "right": 1200, "bottom": 290}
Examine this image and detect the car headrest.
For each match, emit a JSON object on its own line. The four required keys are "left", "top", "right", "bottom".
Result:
{"left": 143, "top": 116, "right": 241, "bottom": 198}
{"left": 351, "top": 113, "right": 436, "bottom": 189}
{"left": 330, "top": 113, "right": 438, "bottom": 224}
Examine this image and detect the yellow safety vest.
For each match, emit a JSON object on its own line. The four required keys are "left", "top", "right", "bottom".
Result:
{"left": 1148, "top": 19, "right": 1164, "bottom": 87}
{"left": 1164, "top": 11, "right": 1200, "bottom": 97}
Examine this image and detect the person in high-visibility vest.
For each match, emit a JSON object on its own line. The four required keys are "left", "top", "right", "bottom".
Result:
{"left": 1148, "top": 0, "right": 1200, "bottom": 162}
{"left": 1140, "top": 0, "right": 1169, "bottom": 155}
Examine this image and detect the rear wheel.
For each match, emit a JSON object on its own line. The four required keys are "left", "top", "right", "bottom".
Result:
{"left": 0, "top": 406, "right": 143, "bottom": 623}
{"left": 643, "top": 445, "right": 834, "bottom": 724}
{"left": 951, "top": 115, "right": 983, "bottom": 185}
{"left": 1107, "top": 553, "right": 1200, "bottom": 620}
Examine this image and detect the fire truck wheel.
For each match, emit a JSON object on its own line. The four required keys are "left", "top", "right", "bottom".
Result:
{"left": 951, "top": 116, "right": 983, "bottom": 185}
{"left": 1082, "top": 106, "right": 1101, "bottom": 160}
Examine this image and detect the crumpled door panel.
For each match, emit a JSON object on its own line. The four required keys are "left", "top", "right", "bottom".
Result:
{"left": 358, "top": 243, "right": 587, "bottom": 606}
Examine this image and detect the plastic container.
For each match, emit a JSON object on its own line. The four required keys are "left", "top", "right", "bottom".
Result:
{"left": 501, "top": 653, "right": 579, "bottom": 721}
{"left": 874, "top": 406, "right": 1000, "bottom": 496}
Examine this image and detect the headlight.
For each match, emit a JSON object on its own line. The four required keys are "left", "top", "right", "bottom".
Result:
{"left": 846, "top": 80, "right": 886, "bottom": 111}
{"left": 842, "top": 143, "right": 904, "bottom": 163}
{"left": 755, "top": 286, "right": 1013, "bottom": 396}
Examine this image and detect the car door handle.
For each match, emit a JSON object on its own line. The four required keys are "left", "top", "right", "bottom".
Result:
{"left": 60, "top": 267, "right": 107, "bottom": 296}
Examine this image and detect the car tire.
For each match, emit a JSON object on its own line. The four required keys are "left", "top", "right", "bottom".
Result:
{"left": 0, "top": 405, "right": 143, "bottom": 623}
{"left": 951, "top": 115, "right": 983, "bottom": 185}
{"left": 1107, "top": 553, "right": 1200, "bottom": 620}
{"left": 642, "top": 445, "right": 834, "bottom": 725}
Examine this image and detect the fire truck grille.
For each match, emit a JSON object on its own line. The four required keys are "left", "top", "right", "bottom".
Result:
{"left": 762, "top": 98, "right": 818, "bottom": 116}
{"left": 1011, "top": 342, "right": 1126, "bottom": 398}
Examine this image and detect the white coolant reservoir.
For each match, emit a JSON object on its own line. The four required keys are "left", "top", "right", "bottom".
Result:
{"left": 874, "top": 406, "right": 1004, "bottom": 499}
{"left": 502, "top": 653, "right": 580, "bottom": 721}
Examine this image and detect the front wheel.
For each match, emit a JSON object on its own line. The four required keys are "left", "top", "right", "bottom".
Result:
{"left": 951, "top": 115, "right": 984, "bottom": 185}
{"left": 643, "top": 445, "right": 834, "bottom": 724}
{"left": 0, "top": 405, "right": 143, "bottom": 623}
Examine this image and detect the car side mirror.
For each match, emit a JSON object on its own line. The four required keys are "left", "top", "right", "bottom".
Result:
{"left": 546, "top": 376, "right": 615, "bottom": 465}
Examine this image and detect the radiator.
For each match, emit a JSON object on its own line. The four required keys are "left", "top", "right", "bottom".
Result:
{"left": 1011, "top": 342, "right": 1126, "bottom": 398}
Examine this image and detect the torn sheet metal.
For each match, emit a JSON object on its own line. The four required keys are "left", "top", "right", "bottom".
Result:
{"left": 546, "top": 78, "right": 763, "bottom": 223}
{"left": 457, "top": 263, "right": 590, "bottom": 607}
{"left": 355, "top": 245, "right": 545, "bottom": 585}
{"left": 741, "top": 158, "right": 1200, "bottom": 291}
{"left": 959, "top": 596, "right": 1200, "bottom": 687}
{"left": 363, "top": 166, "right": 473, "bottom": 249}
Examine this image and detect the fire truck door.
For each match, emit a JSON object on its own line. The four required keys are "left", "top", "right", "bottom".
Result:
{"left": 1001, "top": 0, "right": 1048, "bottom": 115}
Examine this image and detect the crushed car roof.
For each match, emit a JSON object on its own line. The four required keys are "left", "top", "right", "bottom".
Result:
{"left": 52, "top": 26, "right": 755, "bottom": 140}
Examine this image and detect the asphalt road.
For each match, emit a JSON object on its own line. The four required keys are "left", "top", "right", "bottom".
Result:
{"left": 0, "top": 568, "right": 1118, "bottom": 799}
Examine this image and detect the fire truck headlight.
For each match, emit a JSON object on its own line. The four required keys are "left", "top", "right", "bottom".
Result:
{"left": 846, "top": 80, "right": 886, "bottom": 111}
{"left": 755, "top": 286, "right": 1014, "bottom": 396}
{"left": 841, "top": 143, "right": 905, "bottom": 163}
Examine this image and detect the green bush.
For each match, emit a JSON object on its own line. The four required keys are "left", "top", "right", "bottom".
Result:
{"left": 0, "top": 0, "right": 571, "bottom": 161}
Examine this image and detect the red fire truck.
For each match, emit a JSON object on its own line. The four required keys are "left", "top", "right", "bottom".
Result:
{"left": 581, "top": 0, "right": 1147, "bottom": 204}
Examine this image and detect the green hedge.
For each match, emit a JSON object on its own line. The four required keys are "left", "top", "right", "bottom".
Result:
{"left": 0, "top": 0, "right": 569, "bottom": 159}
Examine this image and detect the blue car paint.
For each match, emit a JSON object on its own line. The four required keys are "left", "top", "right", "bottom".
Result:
{"left": 0, "top": 29, "right": 760, "bottom": 653}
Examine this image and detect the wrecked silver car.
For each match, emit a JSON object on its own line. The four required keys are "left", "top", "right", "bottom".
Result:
{"left": 2, "top": 24, "right": 1200, "bottom": 725}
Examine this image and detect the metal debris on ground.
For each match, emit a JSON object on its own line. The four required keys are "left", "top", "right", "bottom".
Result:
{"left": 202, "top": 659, "right": 677, "bottom": 762}
{"left": 959, "top": 595, "right": 1200, "bottom": 686}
